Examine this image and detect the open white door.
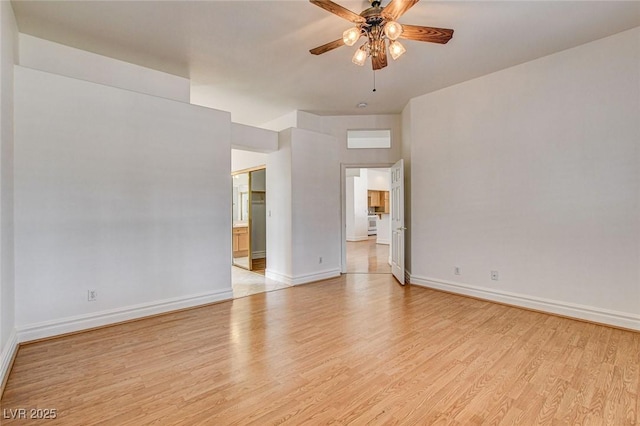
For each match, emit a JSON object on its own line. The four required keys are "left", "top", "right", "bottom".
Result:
{"left": 390, "top": 159, "right": 405, "bottom": 284}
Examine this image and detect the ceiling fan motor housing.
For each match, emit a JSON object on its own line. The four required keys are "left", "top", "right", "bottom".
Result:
{"left": 359, "top": 6, "right": 387, "bottom": 57}
{"left": 360, "top": 6, "right": 385, "bottom": 25}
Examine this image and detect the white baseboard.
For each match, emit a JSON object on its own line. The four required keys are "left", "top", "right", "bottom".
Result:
{"left": 266, "top": 268, "right": 341, "bottom": 286}
{"left": 265, "top": 269, "right": 293, "bottom": 285}
{"left": 291, "top": 268, "right": 341, "bottom": 285}
{"left": 252, "top": 251, "right": 266, "bottom": 259}
{"left": 16, "top": 289, "right": 234, "bottom": 343}
{"left": 411, "top": 276, "right": 640, "bottom": 331}
{"left": 376, "top": 238, "right": 390, "bottom": 245}
{"left": 346, "top": 236, "right": 369, "bottom": 242}
{"left": 0, "top": 328, "right": 18, "bottom": 396}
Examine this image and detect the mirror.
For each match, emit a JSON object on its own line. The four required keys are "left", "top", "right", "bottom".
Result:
{"left": 232, "top": 173, "right": 249, "bottom": 225}
{"left": 240, "top": 192, "right": 249, "bottom": 221}
{"left": 232, "top": 172, "right": 250, "bottom": 269}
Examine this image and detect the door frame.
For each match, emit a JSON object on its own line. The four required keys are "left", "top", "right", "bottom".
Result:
{"left": 340, "top": 162, "right": 394, "bottom": 274}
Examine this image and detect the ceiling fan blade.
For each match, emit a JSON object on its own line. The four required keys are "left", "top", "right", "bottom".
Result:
{"left": 309, "top": 0, "right": 365, "bottom": 23}
{"left": 310, "top": 38, "right": 346, "bottom": 55}
{"left": 372, "top": 42, "right": 388, "bottom": 70}
{"left": 399, "top": 24, "right": 454, "bottom": 44}
{"left": 382, "top": 0, "right": 419, "bottom": 21}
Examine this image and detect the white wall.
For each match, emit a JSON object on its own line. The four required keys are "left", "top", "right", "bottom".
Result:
{"left": 346, "top": 169, "right": 369, "bottom": 241}
{"left": 14, "top": 66, "right": 233, "bottom": 340}
{"left": 297, "top": 111, "right": 401, "bottom": 166}
{"left": 19, "top": 34, "right": 190, "bottom": 103}
{"left": 231, "top": 149, "right": 268, "bottom": 173}
{"left": 261, "top": 111, "right": 401, "bottom": 165}
{"left": 266, "top": 128, "right": 340, "bottom": 285}
{"left": 266, "top": 132, "right": 293, "bottom": 281}
{"left": 290, "top": 128, "right": 341, "bottom": 282}
{"left": 0, "top": 0, "right": 18, "bottom": 388}
{"left": 231, "top": 122, "right": 278, "bottom": 153}
{"left": 260, "top": 110, "right": 298, "bottom": 132}
{"left": 367, "top": 169, "right": 390, "bottom": 191}
{"left": 408, "top": 28, "right": 640, "bottom": 330}
{"left": 346, "top": 176, "right": 356, "bottom": 240}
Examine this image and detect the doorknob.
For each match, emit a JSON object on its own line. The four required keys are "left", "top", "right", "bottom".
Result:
{"left": 397, "top": 227, "right": 407, "bottom": 231}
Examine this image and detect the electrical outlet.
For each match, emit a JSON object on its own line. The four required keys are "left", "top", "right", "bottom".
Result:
{"left": 454, "top": 266, "right": 461, "bottom": 275}
{"left": 88, "top": 290, "right": 97, "bottom": 301}
{"left": 491, "top": 271, "right": 499, "bottom": 281}
{"left": 319, "top": 256, "right": 323, "bottom": 264}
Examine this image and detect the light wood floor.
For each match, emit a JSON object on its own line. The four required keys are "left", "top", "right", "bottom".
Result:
{"left": 2, "top": 274, "right": 638, "bottom": 425}
{"left": 346, "top": 236, "right": 391, "bottom": 274}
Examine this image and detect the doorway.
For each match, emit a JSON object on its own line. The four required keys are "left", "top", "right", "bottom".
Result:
{"left": 230, "top": 150, "right": 291, "bottom": 298}
{"left": 232, "top": 165, "right": 288, "bottom": 298}
{"left": 232, "top": 166, "right": 266, "bottom": 273}
{"left": 343, "top": 166, "right": 393, "bottom": 275}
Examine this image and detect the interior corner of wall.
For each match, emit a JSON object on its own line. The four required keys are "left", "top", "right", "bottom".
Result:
{"left": 278, "top": 127, "right": 293, "bottom": 143}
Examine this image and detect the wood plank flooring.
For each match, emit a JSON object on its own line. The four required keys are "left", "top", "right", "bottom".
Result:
{"left": 1, "top": 274, "right": 638, "bottom": 425}
{"left": 346, "top": 237, "right": 391, "bottom": 274}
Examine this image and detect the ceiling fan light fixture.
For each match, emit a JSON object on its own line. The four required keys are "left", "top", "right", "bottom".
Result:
{"left": 308, "top": 0, "right": 454, "bottom": 71}
{"left": 389, "top": 40, "right": 406, "bottom": 60}
{"left": 342, "top": 27, "right": 361, "bottom": 46}
{"left": 384, "top": 21, "right": 403, "bottom": 40}
{"left": 352, "top": 46, "right": 368, "bottom": 66}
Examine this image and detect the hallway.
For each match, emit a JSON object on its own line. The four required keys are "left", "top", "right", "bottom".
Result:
{"left": 346, "top": 236, "right": 391, "bottom": 274}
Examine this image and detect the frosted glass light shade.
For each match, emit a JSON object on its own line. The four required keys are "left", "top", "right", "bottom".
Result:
{"left": 389, "top": 40, "right": 406, "bottom": 60}
{"left": 384, "top": 21, "right": 403, "bottom": 40}
{"left": 352, "top": 46, "right": 367, "bottom": 66}
{"left": 343, "top": 27, "right": 361, "bottom": 46}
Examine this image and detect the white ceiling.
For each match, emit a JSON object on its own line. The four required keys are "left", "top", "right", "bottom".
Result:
{"left": 11, "top": 1, "right": 640, "bottom": 126}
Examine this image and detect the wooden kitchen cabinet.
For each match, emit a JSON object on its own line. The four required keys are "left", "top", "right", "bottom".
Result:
{"left": 383, "top": 191, "right": 389, "bottom": 213}
{"left": 232, "top": 225, "right": 249, "bottom": 257}
{"left": 368, "top": 190, "right": 390, "bottom": 214}
{"left": 368, "top": 190, "right": 381, "bottom": 207}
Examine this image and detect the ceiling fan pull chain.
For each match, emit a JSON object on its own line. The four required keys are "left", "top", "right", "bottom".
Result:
{"left": 373, "top": 70, "right": 377, "bottom": 92}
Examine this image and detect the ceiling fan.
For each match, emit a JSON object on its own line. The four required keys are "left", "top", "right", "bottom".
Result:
{"left": 309, "top": 0, "right": 453, "bottom": 70}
